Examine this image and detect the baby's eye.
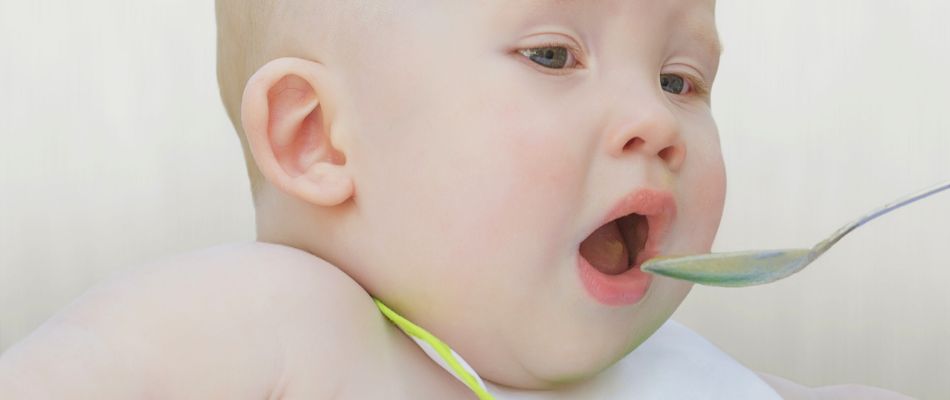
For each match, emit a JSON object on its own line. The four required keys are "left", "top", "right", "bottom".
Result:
{"left": 659, "top": 73, "right": 690, "bottom": 95}
{"left": 518, "top": 46, "right": 579, "bottom": 70}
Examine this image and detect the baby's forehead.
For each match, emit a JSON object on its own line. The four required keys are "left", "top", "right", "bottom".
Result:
{"left": 265, "top": 0, "right": 720, "bottom": 71}
{"left": 469, "top": 0, "right": 717, "bottom": 22}
{"left": 367, "top": 0, "right": 721, "bottom": 60}
{"left": 285, "top": 0, "right": 717, "bottom": 33}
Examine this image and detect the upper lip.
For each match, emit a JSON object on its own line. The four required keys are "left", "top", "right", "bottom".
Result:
{"left": 588, "top": 188, "right": 677, "bottom": 265}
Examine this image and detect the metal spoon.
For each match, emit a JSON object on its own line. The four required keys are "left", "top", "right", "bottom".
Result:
{"left": 641, "top": 180, "right": 950, "bottom": 287}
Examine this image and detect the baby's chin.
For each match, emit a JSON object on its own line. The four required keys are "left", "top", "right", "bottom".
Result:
{"left": 488, "top": 278, "right": 693, "bottom": 390}
{"left": 490, "top": 324, "right": 664, "bottom": 390}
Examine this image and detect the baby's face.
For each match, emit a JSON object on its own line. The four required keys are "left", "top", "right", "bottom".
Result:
{"left": 334, "top": 0, "right": 724, "bottom": 388}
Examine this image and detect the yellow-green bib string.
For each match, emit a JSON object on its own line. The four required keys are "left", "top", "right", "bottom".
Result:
{"left": 373, "top": 298, "right": 495, "bottom": 400}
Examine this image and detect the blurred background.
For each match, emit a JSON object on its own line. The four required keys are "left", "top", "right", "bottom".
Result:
{"left": 1, "top": 0, "right": 948, "bottom": 398}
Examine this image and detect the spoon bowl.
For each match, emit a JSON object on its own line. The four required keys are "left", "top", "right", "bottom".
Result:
{"left": 641, "top": 180, "right": 950, "bottom": 287}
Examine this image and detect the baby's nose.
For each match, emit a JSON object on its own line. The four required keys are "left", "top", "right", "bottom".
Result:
{"left": 605, "top": 103, "right": 685, "bottom": 172}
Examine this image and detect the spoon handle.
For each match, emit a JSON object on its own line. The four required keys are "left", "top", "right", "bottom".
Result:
{"left": 812, "top": 180, "right": 950, "bottom": 256}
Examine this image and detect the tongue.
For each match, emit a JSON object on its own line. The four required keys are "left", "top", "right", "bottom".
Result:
{"left": 579, "top": 221, "right": 630, "bottom": 275}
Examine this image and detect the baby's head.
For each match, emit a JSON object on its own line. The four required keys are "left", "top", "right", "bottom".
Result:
{"left": 216, "top": 0, "right": 725, "bottom": 389}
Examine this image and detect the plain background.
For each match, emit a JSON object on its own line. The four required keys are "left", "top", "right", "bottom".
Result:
{"left": 1, "top": 1, "right": 948, "bottom": 398}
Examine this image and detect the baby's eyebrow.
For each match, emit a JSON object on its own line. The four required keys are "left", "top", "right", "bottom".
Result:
{"left": 687, "top": 20, "right": 724, "bottom": 59}
{"left": 519, "top": 0, "right": 723, "bottom": 58}
{"left": 517, "top": 0, "right": 580, "bottom": 9}
{"left": 514, "top": 0, "right": 723, "bottom": 60}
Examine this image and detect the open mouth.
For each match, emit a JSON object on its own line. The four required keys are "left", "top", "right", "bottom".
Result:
{"left": 579, "top": 213, "right": 648, "bottom": 275}
{"left": 575, "top": 188, "right": 675, "bottom": 306}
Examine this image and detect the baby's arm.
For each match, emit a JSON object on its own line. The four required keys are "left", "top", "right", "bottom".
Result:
{"left": 0, "top": 243, "right": 380, "bottom": 399}
{"left": 0, "top": 301, "right": 143, "bottom": 398}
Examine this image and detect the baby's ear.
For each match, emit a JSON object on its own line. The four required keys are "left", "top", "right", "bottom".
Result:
{"left": 241, "top": 57, "right": 353, "bottom": 206}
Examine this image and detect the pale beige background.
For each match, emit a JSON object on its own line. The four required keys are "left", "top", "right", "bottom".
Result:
{"left": 1, "top": 1, "right": 948, "bottom": 398}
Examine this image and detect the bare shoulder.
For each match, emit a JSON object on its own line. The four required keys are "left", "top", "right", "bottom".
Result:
{"left": 114, "top": 241, "right": 392, "bottom": 398}
{"left": 757, "top": 372, "right": 917, "bottom": 400}
{"left": 1, "top": 241, "right": 387, "bottom": 399}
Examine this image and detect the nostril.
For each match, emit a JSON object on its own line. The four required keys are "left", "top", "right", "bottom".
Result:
{"left": 618, "top": 136, "right": 684, "bottom": 170}
{"left": 623, "top": 137, "right": 645, "bottom": 152}
{"left": 658, "top": 146, "right": 676, "bottom": 163}
{"left": 658, "top": 144, "right": 685, "bottom": 170}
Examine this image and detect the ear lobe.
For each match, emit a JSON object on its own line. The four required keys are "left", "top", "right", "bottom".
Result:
{"left": 241, "top": 57, "right": 353, "bottom": 207}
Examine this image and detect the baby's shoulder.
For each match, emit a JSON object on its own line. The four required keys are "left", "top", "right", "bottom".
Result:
{"left": 164, "top": 242, "right": 470, "bottom": 399}
{"left": 124, "top": 241, "right": 394, "bottom": 398}
{"left": 5, "top": 242, "right": 394, "bottom": 399}
{"left": 107, "top": 241, "right": 383, "bottom": 343}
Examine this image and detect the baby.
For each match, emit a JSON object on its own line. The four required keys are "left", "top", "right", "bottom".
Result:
{"left": 0, "top": 0, "right": 915, "bottom": 398}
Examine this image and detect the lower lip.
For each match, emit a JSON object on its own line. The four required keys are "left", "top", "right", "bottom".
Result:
{"left": 577, "top": 252, "right": 653, "bottom": 306}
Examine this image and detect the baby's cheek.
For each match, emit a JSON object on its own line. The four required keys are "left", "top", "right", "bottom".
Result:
{"left": 681, "top": 133, "right": 726, "bottom": 250}
{"left": 448, "top": 110, "right": 587, "bottom": 259}
{"left": 493, "top": 124, "right": 588, "bottom": 244}
{"left": 491, "top": 101, "right": 587, "bottom": 191}
{"left": 433, "top": 84, "right": 591, "bottom": 264}
{"left": 508, "top": 132, "right": 584, "bottom": 191}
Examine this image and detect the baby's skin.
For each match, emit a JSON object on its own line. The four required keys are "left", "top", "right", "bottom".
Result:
{"left": 0, "top": 0, "right": 915, "bottom": 398}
